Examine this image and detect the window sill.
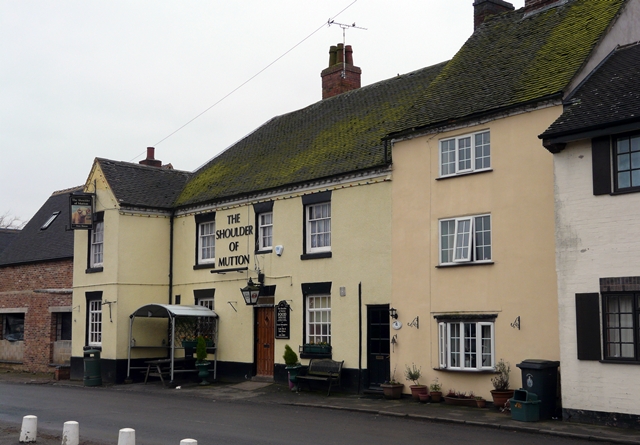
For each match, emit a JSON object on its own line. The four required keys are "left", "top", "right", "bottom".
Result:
{"left": 85, "top": 267, "right": 103, "bottom": 274}
{"left": 255, "top": 249, "right": 272, "bottom": 255}
{"left": 193, "top": 263, "right": 216, "bottom": 270}
{"left": 611, "top": 187, "right": 640, "bottom": 196}
{"left": 436, "top": 261, "right": 494, "bottom": 268}
{"left": 433, "top": 367, "right": 497, "bottom": 373}
{"left": 437, "top": 169, "right": 492, "bottom": 181}
{"left": 300, "top": 252, "right": 332, "bottom": 261}
{"left": 600, "top": 359, "right": 640, "bottom": 365}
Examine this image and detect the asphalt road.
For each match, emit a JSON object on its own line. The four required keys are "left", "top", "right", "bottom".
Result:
{"left": 0, "top": 382, "right": 611, "bottom": 445}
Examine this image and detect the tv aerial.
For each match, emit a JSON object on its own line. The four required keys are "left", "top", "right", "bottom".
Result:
{"left": 327, "top": 20, "right": 367, "bottom": 78}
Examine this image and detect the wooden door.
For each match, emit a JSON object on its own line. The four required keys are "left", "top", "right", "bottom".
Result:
{"left": 367, "top": 305, "right": 390, "bottom": 388}
{"left": 255, "top": 306, "right": 275, "bottom": 377}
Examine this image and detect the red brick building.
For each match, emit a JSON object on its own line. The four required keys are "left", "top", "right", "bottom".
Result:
{"left": 0, "top": 187, "right": 77, "bottom": 373}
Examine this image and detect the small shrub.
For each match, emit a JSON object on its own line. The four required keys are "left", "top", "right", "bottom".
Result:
{"left": 196, "top": 335, "right": 208, "bottom": 363}
{"left": 429, "top": 378, "right": 442, "bottom": 392}
{"left": 283, "top": 344, "right": 299, "bottom": 366}
{"left": 491, "top": 359, "right": 511, "bottom": 391}
{"left": 404, "top": 363, "right": 422, "bottom": 385}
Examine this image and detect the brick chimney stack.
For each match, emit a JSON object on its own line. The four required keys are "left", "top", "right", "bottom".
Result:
{"left": 139, "top": 147, "right": 162, "bottom": 167}
{"left": 473, "top": 0, "right": 514, "bottom": 29}
{"left": 321, "top": 43, "right": 362, "bottom": 100}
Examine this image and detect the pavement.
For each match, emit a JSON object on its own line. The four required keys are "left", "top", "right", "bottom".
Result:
{"left": 1, "top": 369, "right": 640, "bottom": 445}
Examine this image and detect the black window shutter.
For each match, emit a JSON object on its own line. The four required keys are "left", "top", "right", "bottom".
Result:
{"left": 592, "top": 136, "right": 611, "bottom": 195}
{"left": 575, "top": 293, "right": 601, "bottom": 360}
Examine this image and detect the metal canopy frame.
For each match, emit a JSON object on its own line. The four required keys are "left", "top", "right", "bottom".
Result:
{"left": 126, "top": 304, "right": 219, "bottom": 383}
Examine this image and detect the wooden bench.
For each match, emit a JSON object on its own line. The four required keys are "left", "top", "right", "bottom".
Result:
{"left": 296, "top": 358, "right": 343, "bottom": 396}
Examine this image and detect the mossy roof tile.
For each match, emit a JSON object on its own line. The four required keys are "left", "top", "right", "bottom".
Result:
{"left": 175, "top": 62, "right": 446, "bottom": 207}
{"left": 396, "top": 0, "right": 627, "bottom": 133}
{"left": 541, "top": 42, "right": 640, "bottom": 139}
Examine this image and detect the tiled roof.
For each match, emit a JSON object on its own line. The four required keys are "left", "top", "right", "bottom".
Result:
{"left": 97, "top": 159, "right": 192, "bottom": 210}
{"left": 540, "top": 42, "right": 640, "bottom": 139}
{"left": 0, "top": 188, "right": 79, "bottom": 266}
{"left": 0, "top": 228, "right": 19, "bottom": 255}
{"left": 394, "top": 0, "right": 627, "bottom": 134}
{"left": 175, "top": 62, "right": 447, "bottom": 207}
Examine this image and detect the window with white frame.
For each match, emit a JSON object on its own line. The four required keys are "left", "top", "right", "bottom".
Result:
{"left": 306, "top": 295, "right": 331, "bottom": 344}
{"left": 438, "top": 320, "right": 494, "bottom": 370}
{"left": 440, "top": 214, "right": 491, "bottom": 264}
{"left": 88, "top": 299, "right": 102, "bottom": 347}
{"left": 258, "top": 212, "right": 273, "bottom": 251}
{"left": 306, "top": 203, "right": 331, "bottom": 253}
{"left": 198, "top": 221, "right": 215, "bottom": 264}
{"left": 90, "top": 220, "right": 104, "bottom": 267}
{"left": 440, "top": 130, "right": 491, "bottom": 177}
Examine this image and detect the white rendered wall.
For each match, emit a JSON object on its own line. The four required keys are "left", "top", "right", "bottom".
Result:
{"left": 554, "top": 140, "right": 640, "bottom": 416}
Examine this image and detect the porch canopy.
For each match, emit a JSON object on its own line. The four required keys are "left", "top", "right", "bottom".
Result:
{"left": 127, "top": 304, "right": 219, "bottom": 383}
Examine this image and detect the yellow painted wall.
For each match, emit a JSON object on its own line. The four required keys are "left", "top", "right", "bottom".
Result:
{"left": 172, "top": 177, "right": 392, "bottom": 368}
{"left": 391, "top": 107, "right": 560, "bottom": 397}
{"left": 71, "top": 163, "right": 172, "bottom": 361}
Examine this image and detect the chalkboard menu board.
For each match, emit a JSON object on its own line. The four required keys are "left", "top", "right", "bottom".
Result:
{"left": 275, "top": 300, "right": 290, "bottom": 339}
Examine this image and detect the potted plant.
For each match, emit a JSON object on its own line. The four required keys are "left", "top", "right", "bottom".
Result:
{"left": 380, "top": 366, "right": 404, "bottom": 399}
{"left": 475, "top": 396, "right": 487, "bottom": 408}
{"left": 429, "top": 378, "right": 443, "bottom": 402}
{"left": 404, "top": 363, "right": 428, "bottom": 400}
{"left": 283, "top": 344, "right": 302, "bottom": 391}
{"left": 301, "top": 341, "right": 332, "bottom": 355}
{"left": 195, "top": 335, "right": 210, "bottom": 386}
{"left": 490, "top": 359, "right": 514, "bottom": 409}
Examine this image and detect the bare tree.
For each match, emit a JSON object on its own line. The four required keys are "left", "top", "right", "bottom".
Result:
{"left": 0, "top": 211, "right": 26, "bottom": 229}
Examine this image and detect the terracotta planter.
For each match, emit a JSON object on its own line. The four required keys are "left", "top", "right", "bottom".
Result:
{"left": 444, "top": 396, "right": 477, "bottom": 407}
{"left": 418, "top": 392, "right": 430, "bottom": 403}
{"left": 490, "top": 389, "right": 515, "bottom": 409}
{"left": 409, "top": 385, "right": 428, "bottom": 400}
{"left": 430, "top": 391, "right": 442, "bottom": 402}
{"left": 380, "top": 383, "right": 404, "bottom": 399}
{"left": 476, "top": 398, "right": 486, "bottom": 408}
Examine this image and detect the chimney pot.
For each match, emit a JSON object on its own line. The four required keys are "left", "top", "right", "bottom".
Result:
{"left": 321, "top": 43, "right": 362, "bottom": 99}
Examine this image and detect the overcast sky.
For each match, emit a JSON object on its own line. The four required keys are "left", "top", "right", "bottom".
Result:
{"left": 1, "top": 0, "right": 525, "bottom": 224}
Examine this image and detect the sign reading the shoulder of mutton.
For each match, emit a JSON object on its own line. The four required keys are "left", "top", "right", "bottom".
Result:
{"left": 69, "top": 194, "right": 94, "bottom": 230}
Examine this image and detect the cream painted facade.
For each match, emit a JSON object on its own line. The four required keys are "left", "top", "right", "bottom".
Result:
{"left": 172, "top": 174, "right": 392, "bottom": 372}
{"left": 554, "top": 140, "right": 640, "bottom": 418}
{"left": 391, "top": 106, "right": 561, "bottom": 398}
{"left": 71, "top": 163, "right": 173, "bottom": 380}
{"left": 71, "top": 161, "right": 393, "bottom": 384}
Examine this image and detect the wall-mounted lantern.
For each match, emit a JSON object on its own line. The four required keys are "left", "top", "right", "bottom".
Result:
{"left": 389, "top": 307, "right": 398, "bottom": 319}
{"left": 240, "top": 278, "right": 261, "bottom": 305}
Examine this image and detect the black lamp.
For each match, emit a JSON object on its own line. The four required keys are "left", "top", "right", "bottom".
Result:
{"left": 240, "top": 278, "right": 261, "bottom": 305}
{"left": 389, "top": 307, "right": 398, "bottom": 319}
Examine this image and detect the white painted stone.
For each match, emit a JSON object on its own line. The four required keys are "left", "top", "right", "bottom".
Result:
{"left": 19, "top": 415, "right": 37, "bottom": 443}
{"left": 117, "top": 428, "right": 136, "bottom": 445}
{"left": 180, "top": 439, "right": 198, "bottom": 445}
{"left": 62, "top": 421, "right": 79, "bottom": 445}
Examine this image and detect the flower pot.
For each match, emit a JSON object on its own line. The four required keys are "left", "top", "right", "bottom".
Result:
{"left": 490, "top": 389, "right": 515, "bottom": 410}
{"left": 430, "top": 391, "right": 442, "bottom": 402}
{"left": 286, "top": 365, "right": 302, "bottom": 384}
{"left": 444, "top": 396, "right": 477, "bottom": 407}
{"left": 380, "top": 383, "right": 404, "bottom": 399}
{"left": 418, "top": 392, "right": 430, "bottom": 403}
{"left": 195, "top": 361, "right": 210, "bottom": 386}
{"left": 409, "top": 385, "right": 428, "bottom": 401}
{"left": 476, "top": 398, "right": 486, "bottom": 408}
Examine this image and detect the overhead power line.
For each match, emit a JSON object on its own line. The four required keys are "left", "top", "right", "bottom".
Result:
{"left": 130, "top": 0, "right": 359, "bottom": 162}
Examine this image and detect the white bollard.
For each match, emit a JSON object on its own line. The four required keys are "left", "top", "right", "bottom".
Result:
{"left": 180, "top": 440, "right": 197, "bottom": 445}
{"left": 19, "top": 415, "right": 37, "bottom": 443}
{"left": 117, "top": 428, "right": 135, "bottom": 445}
{"left": 62, "top": 421, "right": 79, "bottom": 445}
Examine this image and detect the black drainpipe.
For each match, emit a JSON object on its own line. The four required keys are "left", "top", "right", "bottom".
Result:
{"left": 169, "top": 210, "right": 175, "bottom": 304}
{"left": 358, "top": 281, "right": 362, "bottom": 394}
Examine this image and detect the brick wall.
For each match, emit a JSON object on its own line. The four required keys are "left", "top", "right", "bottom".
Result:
{"left": 0, "top": 258, "right": 73, "bottom": 373}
